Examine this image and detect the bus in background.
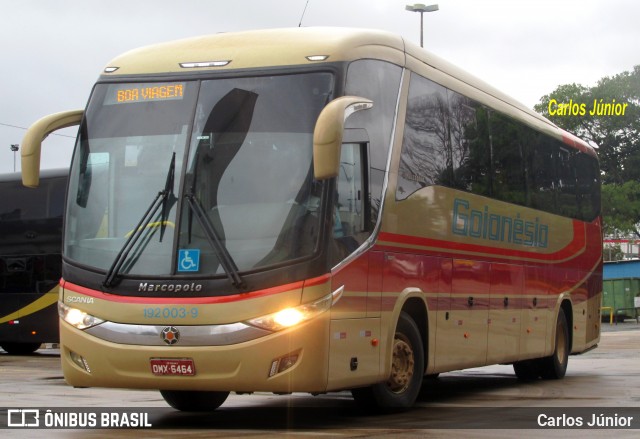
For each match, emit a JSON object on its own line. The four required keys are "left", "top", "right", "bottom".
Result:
{"left": 20, "top": 28, "right": 601, "bottom": 411}
{"left": 0, "top": 168, "right": 66, "bottom": 354}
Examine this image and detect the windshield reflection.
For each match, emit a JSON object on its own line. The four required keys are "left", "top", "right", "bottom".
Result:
{"left": 181, "top": 73, "right": 333, "bottom": 274}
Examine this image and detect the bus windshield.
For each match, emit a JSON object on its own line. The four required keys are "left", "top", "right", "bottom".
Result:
{"left": 65, "top": 72, "right": 334, "bottom": 279}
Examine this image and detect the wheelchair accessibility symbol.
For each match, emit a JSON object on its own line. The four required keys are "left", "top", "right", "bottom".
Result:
{"left": 178, "top": 249, "right": 200, "bottom": 272}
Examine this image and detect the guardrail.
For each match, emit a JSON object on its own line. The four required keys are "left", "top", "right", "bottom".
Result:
{"left": 601, "top": 306, "right": 614, "bottom": 325}
{"left": 601, "top": 306, "right": 640, "bottom": 324}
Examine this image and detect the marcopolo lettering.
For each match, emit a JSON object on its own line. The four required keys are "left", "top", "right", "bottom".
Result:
{"left": 452, "top": 198, "right": 549, "bottom": 248}
{"left": 138, "top": 282, "right": 203, "bottom": 293}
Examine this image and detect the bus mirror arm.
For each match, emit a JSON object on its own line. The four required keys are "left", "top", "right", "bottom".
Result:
{"left": 313, "top": 96, "right": 372, "bottom": 180}
{"left": 21, "top": 110, "right": 83, "bottom": 188}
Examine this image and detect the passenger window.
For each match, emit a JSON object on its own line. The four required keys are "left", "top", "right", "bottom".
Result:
{"left": 556, "top": 147, "right": 578, "bottom": 218}
{"left": 396, "top": 72, "right": 600, "bottom": 222}
{"left": 574, "top": 152, "right": 601, "bottom": 221}
{"left": 489, "top": 112, "right": 527, "bottom": 205}
{"left": 397, "top": 73, "right": 450, "bottom": 199}
{"left": 448, "top": 91, "right": 491, "bottom": 196}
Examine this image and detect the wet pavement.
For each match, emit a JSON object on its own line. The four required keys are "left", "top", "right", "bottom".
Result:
{"left": 1, "top": 323, "right": 638, "bottom": 437}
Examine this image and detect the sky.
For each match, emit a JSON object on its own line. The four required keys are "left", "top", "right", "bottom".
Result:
{"left": 1, "top": 0, "right": 638, "bottom": 174}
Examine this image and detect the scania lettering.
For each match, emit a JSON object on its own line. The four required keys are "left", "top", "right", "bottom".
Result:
{"left": 66, "top": 296, "right": 95, "bottom": 304}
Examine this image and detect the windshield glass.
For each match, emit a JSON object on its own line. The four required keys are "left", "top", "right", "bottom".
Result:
{"left": 64, "top": 73, "right": 333, "bottom": 278}
{"left": 180, "top": 73, "right": 333, "bottom": 275}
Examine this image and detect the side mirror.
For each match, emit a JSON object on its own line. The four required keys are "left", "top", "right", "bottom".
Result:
{"left": 313, "top": 96, "right": 372, "bottom": 180}
{"left": 21, "top": 110, "right": 83, "bottom": 187}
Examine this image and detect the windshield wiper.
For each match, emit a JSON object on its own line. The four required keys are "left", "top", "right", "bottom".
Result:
{"left": 103, "top": 154, "right": 176, "bottom": 288}
{"left": 184, "top": 193, "right": 246, "bottom": 291}
{"left": 159, "top": 153, "right": 177, "bottom": 242}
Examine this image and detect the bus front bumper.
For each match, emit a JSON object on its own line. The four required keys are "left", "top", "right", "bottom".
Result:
{"left": 59, "top": 314, "right": 330, "bottom": 393}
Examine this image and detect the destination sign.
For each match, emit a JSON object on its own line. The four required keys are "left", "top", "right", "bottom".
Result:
{"left": 104, "top": 82, "right": 186, "bottom": 105}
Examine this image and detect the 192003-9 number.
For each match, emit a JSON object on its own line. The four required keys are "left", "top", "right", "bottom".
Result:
{"left": 143, "top": 307, "right": 199, "bottom": 319}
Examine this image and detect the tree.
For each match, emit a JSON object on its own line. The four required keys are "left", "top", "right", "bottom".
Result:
{"left": 601, "top": 181, "right": 640, "bottom": 237}
{"left": 603, "top": 244, "right": 624, "bottom": 262}
{"left": 535, "top": 66, "right": 640, "bottom": 237}
{"left": 535, "top": 66, "right": 640, "bottom": 185}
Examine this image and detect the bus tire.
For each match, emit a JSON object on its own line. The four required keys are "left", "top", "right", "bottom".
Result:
{"left": 1, "top": 343, "right": 42, "bottom": 355}
{"left": 160, "top": 390, "right": 229, "bottom": 412}
{"left": 513, "top": 359, "right": 539, "bottom": 381}
{"left": 538, "top": 311, "right": 569, "bottom": 380}
{"left": 351, "top": 311, "right": 424, "bottom": 412}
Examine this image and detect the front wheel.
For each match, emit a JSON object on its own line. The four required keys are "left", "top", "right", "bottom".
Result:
{"left": 160, "top": 390, "right": 229, "bottom": 412}
{"left": 352, "top": 312, "right": 424, "bottom": 412}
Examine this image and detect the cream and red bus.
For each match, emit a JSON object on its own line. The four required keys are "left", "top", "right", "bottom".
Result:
{"left": 20, "top": 27, "right": 602, "bottom": 411}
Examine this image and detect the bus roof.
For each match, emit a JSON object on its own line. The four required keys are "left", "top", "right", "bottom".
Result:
{"left": 103, "top": 27, "right": 405, "bottom": 76}
{"left": 102, "top": 27, "right": 595, "bottom": 157}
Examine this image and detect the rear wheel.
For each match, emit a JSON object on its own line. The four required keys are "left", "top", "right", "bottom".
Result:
{"left": 1, "top": 343, "right": 41, "bottom": 355}
{"left": 538, "top": 311, "right": 569, "bottom": 379}
{"left": 160, "top": 390, "right": 229, "bottom": 412}
{"left": 513, "top": 310, "right": 570, "bottom": 381}
{"left": 352, "top": 312, "right": 424, "bottom": 412}
{"left": 513, "top": 359, "right": 539, "bottom": 380}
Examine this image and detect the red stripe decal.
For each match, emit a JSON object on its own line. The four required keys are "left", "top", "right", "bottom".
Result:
{"left": 377, "top": 220, "right": 586, "bottom": 262}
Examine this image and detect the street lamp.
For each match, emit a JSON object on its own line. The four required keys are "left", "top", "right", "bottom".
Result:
{"left": 405, "top": 3, "right": 439, "bottom": 48}
{"left": 10, "top": 144, "right": 19, "bottom": 172}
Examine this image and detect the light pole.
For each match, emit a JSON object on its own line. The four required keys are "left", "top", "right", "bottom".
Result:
{"left": 405, "top": 3, "right": 439, "bottom": 48}
{"left": 10, "top": 144, "right": 19, "bottom": 172}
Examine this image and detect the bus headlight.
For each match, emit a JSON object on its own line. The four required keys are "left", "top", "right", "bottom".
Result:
{"left": 246, "top": 286, "right": 343, "bottom": 332}
{"left": 58, "top": 301, "right": 105, "bottom": 330}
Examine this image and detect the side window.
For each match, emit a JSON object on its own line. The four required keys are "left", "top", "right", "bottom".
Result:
{"left": 448, "top": 91, "right": 491, "bottom": 196}
{"left": 48, "top": 176, "right": 67, "bottom": 218}
{"left": 556, "top": 146, "right": 578, "bottom": 218}
{"left": 396, "top": 72, "right": 599, "bottom": 222}
{"left": 334, "top": 143, "right": 369, "bottom": 258}
{"left": 398, "top": 77, "right": 494, "bottom": 200}
{"left": 574, "top": 152, "right": 601, "bottom": 221}
{"left": 0, "top": 180, "right": 47, "bottom": 221}
{"left": 527, "top": 136, "right": 555, "bottom": 212}
{"left": 489, "top": 112, "right": 527, "bottom": 205}
{"left": 397, "top": 73, "right": 450, "bottom": 200}
{"left": 345, "top": 60, "right": 402, "bottom": 219}
{"left": 0, "top": 181, "right": 22, "bottom": 220}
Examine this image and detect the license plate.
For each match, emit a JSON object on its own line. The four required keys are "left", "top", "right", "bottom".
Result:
{"left": 150, "top": 358, "right": 196, "bottom": 376}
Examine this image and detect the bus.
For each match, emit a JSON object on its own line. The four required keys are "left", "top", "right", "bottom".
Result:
{"left": 20, "top": 27, "right": 602, "bottom": 411}
{"left": 0, "top": 168, "right": 66, "bottom": 355}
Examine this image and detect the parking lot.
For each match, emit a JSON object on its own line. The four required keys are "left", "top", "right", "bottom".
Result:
{"left": 1, "top": 322, "right": 639, "bottom": 437}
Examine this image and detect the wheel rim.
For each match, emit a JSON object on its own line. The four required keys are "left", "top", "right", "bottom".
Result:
{"left": 386, "top": 333, "right": 415, "bottom": 394}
